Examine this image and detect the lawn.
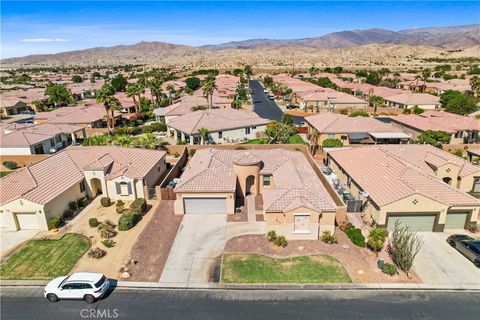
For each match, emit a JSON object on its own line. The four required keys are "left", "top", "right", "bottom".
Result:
{"left": 0, "top": 233, "right": 91, "bottom": 280}
{"left": 241, "top": 134, "right": 305, "bottom": 145}
{"left": 0, "top": 171, "right": 12, "bottom": 178}
{"left": 288, "top": 134, "right": 306, "bottom": 144}
{"left": 241, "top": 138, "right": 269, "bottom": 144}
{"left": 221, "top": 253, "right": 351, "bottom": 284}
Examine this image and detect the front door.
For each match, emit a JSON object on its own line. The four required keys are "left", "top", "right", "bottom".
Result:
{"left": 294, "top": 215, "right": 310, "bottom": 233}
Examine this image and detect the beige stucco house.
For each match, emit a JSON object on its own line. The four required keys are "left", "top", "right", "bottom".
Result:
{"left": 0, "top": 146, "right": 167, "bottom": 231}
{"left": 173, "top": 148, "right": 340, "bottom": 240}
{"left": 325, "top": 145, "right": 480, "bottom": 232}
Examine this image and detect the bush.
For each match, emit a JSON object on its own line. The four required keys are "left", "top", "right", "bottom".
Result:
{"left": 189, "top": 149, "right": 196, "bottom": 157}
{"left": 367, "top": 228, "right": 389, "bottom": 254}
{"left": 322, "top": 138, "right": 343, "bottom": 148}
{"left": 142, "top": 125, "right": 154, "bottom": 134}
{"left": 118, "top": 213, "right": 140, "bottom": 231}
{"left": 47, "top": 216, "right": 61, "bottom": 230}
{"left": 63, "top": 209, "right": 75, "bottom": 219}
{"left": 339, "top": 109, "right": 349, "bottom": 115}
{"left": 101, "top": 239, "right": 116, "bottom": 248}
{"left": 321, "top": 230, "right": 338, "bottom": 244}
{"left": 100, "top": 197, "right": 111, "bottom": 207}
{"left": 89, "top": 218, "right": 99, "bottom": 228}
{"left": 130, "top": 198, "right": 147, "bottom": 215}
{"left": 273, "top": 235, "right": 288, "bottom": 247}
{"left": 466, "top": 222, "right": 479, "bottom": 233}
{"left": 172, "top": 151, "right": 180, "bottom": 158}
{"left": 345, "top": 225, "right": 366, "bottom": 247}
{"left": 78, "top": 197, "right": 91, "bottom": 208}
{"left": 88, "top": 247, "right": 107, "bottom": 259}
{"left": 98, "top": 220, "right": 117, "bottom": 239}
{"left": 3, "top": 161, "right": 17, "bottom": 170}
{"left": 150, "top": 122, "right": 167, "bottom": 132}
{"left": 266, "top": 230, "right": 277, "bottom": 242}
{"left": 381, "top": 263, "right": 398, "bottom": 276}
{"left": 116, "top": 200, "right": 125, "bottom": 214}
{"left": 69, "top": 201, "right": 78, "bottom": 211}
{"left": 388, "top": 221, "right": 423, "bottom": 275}
{"left": 349, "top": 111, "right": 369, "bottom": 117}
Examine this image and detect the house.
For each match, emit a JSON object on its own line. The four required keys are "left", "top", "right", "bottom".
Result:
{"left": 301, "top": 91, "right": 368, "bottom": 111}
{"left": 174, "top": 148, "right": 339, "bottom": 239}
{"left": 67, "top": 81, "right": 104, "bottom": 100}
{"left": 166, "top": 109, "right": 269, "bottom": 144}
{"left": 389, "top": 111, "right": 480, "bottom": 144}
{"left": 325, "top": 145, "right": 480, "bottom": 232}
{"left": 0, "top": 99, "right": 31, "bottom": 116}
{"left": 383, "top": 92, "right": 440, "bottom": 110}
{"left": 34, "top": 104, "right": 116, "bottom": 128}
{"left": 305, "top": 113, "right": 410, "bottom": 146}
{"left": 0, "top": 146, "right": 167, "bottom": 231}
{"left": 0, "top": 123, "right": 85, "bottom": 155}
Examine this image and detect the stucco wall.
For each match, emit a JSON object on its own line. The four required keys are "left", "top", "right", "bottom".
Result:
{"left": 0, "top": 199, "right": 45, "bottom": 231}
{"left": 44, "top": 181, "right": 87, "bottom": 221}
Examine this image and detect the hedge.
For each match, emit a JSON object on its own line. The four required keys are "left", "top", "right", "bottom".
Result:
{"left": 47, "top": 216, "right": 62, "bottom": 230}
{"left": 100, "top": 197, "right": 111, "bottom": 207}
{"left": 130, "top": 198, "right": 147, "bottom": 215}
{"left": 118, "top": 213, "right": 141, "bottom": 231}
{"left": 3, "top": 161, "right": 17, "bottom": 170}
{"left": 345, "top": 225, "right": 366, "bottom": 247}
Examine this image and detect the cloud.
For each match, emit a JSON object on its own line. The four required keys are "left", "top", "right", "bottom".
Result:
{"left": 20, "top": 38, "right": 70, "bottom": 43}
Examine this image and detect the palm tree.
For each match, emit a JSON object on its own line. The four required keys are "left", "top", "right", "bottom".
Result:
{"left": 198, "top": 127, "right": 209, "bottom": 145}
{"left": 202, "top": 74, "right": 217, "bottom": 109}
{"left": 470, "top": 76, "right": 480, "bottom": 98}
{"left": 113, "top": 135, "right": 135, "bottom": 147}
{"left": 309, "top": 128, "right": 320, "bottom": 155}
{"left": 136, "top": 133, "right": 165, "bottom": 149}
{"left": 368, "top": 95, "right": 384, "bottom": 117}
{"left": 96, "top": 84, "right": 122, "bottom": 134}
{"left": 126, "top": 83, "right": 143, "bottom": 113}
{"left": 166, "top": 84, "right": 175, "bottom": 105}
{"left": 420, "top": 68, "right": 431, "bottom": 92}
{"left": 148, "top": 78, "right": 163, "bottom": 106}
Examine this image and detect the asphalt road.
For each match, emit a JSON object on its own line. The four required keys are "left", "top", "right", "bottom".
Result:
{"left": 1, "top": 287, "right": 479, "bottom": 320}
{"left": 249, "top": 80, "right": 304, "bottom": 125}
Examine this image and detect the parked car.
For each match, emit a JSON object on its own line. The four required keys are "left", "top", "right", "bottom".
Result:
{"left": 286, "top": 103, "right": 297, "bottom": 109}
{"left": 44, "top": 272, "right": 110, "bottom": 303}
{"left": 447, "top": 234, "right": 480, "bottom": 268}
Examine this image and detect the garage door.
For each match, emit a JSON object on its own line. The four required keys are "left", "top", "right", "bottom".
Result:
{"left": 444, "top": 212, "right": 468, "bottom": 229}
{"left": 184, "top": 198, "right": 226, "bottom": 214}
{"left": 15, "top": 212, "right": 39, "bottom": 230}
{"left": 387, "top": 214, "right": 436, "bottom": 232}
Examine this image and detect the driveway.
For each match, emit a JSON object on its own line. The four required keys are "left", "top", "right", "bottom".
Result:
{"left": 159, "top": 214, "right": 227, "bottom": 287}
{"left": 414, "top": 231, "right": 480, "bottom": 285}
{"left": 0, "top": 229, "right": 38, "bottom": 259}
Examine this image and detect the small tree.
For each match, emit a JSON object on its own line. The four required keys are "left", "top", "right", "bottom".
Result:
{"left": 388, "top": 221, "right": 423, "bottom": 277}
{"left": 185, "top": 77, "right": 201, "bottom": 91}
{"left": 367, "top": 228, "right": 388, "bottom": 256}
{"left": 198, "top": 127, "right": 209, "bottom": 145}
{"left": 322, "top": 138, "right": 343, "bottom": 148}
{"left": 368, "top": 95, "right": 384, "bottom": 116}
{"left": 71, "top": 75, "right": 83, "bottom": 83}
{"left": 349, "top": 111, "right": 369, "bottom": 117}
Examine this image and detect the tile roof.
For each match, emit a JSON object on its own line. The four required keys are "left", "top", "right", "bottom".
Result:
{"left": 384, "top": 92, "right": 440, "bottom": 105}
{"left": 175, "top": 148, "right": 337, "bottom": 213}
{"left": 0, "top": 146, "right": 166, "bottom": 205}
{"left": 35, "top": 104, "right": 113, "bottom": 125}
{"left": 328, "top": 145, "right": 480, "bottom": 207}
{"left": 305, "top": 113, "right": 402, "bottom": 134}
{"left": 302, "top": 91, "right": 367, "bottom": 105}
{"left": 0, "top": 123, "right": 83, "bottom": 147}
{"left": 156, "top": 95, "right": 232, "bottom": 117}
{"left": 391, "top": 111, "right": 480, "bottom": 133}
{"left": 167, "top": 108, "right": 269, "bottom": 134}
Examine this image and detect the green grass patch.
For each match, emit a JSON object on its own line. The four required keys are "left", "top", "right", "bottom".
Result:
{"left": 0, "top": 233, "right": 91, "bottom": 280}
{"left": 0, "top": 171, "right": 13, "bottom": 177}
{"left": 241, "top": 138, "right": 269, "bottom": 144}
{"left": 288, "top": 134, "right": 306, "bottom": 144}
{"left": 221, "top": 253, "right": 351, "bottom": 284}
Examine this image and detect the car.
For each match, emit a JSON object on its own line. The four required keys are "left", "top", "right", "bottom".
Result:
{"left": 447, "top": 234, "right": 480, "bottom": 268}
{"left": 44, "top": 272, "right": 110, "bottom": 303}
{"left": 286, "top": 103, "right": 297, "bottom": 109}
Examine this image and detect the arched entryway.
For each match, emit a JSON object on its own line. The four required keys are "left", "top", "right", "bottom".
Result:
{"left": 246, "top": 175, "right": 255, "bottom": 196}
{"left": 90, "top": 178, "right": 103, "bottom": 197}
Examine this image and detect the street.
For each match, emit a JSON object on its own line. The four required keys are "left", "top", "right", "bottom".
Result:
{"left": 1, "top": 287, "right": 479, "bottom": 320}
{"left": 249, "top": 80, "right": 304, "bottom": 125}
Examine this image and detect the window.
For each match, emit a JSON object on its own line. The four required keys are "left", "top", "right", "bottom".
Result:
{"left": 263, "top": 175, "right": 271, "bottom": 186}
{"left": 341, "top": 135, "right": 347, "bottom": 140}
{"left": 245, "top": 127, "right": 251, "bottom": 134}
{"left": 218, "top": 131, "right": 223, "bottom": 139}
{"left": 117, "top": 182, "right": 132, "bottom": 196}
{"left": 473, "top": 178, "right": 480, "bottom": 193}
{"left": 55, "top": 135, "right": 61, "bottom": 143}
{"left": 50, "top": 139, "right": 55, "bottom": 147}
{"left": 95, "top": 276, "right": 107, "bottom": 288}
{"left": 81, "top": 283, "right": 93, "bottom": 289}
{"left": 79, "top": 180, "right": 86, "bottom": 193}
{"left": 328, "top": 134, "right": 335, "bottom": 139}
{"left": 252, "top": 126, "right": 256, "bottom": 129}
{"left": 454, "top": 131, "right": 463, "bottom": 139}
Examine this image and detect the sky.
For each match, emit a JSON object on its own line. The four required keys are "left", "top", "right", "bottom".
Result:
{"left": 1, "top": 1, "right": 479, "bottom": 58}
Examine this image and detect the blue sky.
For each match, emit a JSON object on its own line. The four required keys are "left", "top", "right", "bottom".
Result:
{"left": 1, "top": 1, "right": 479, "bottom": 58}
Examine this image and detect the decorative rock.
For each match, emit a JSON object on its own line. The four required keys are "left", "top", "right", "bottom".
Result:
{"left": 297, "top": 246, "right": 305, "bottom": 251}
{"left": 130, "top": 258, "right": 137, "bottom": 265}
{"left": 357, "top": 270, "right": 365, "bottom": 275}
{"left": 342, "top": 244, "right": 350, "bottom": 249}
{"left": 119, "top": 272, "right": 131, "bottom": 279}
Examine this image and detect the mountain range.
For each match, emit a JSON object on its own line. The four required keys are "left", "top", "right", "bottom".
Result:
{"left": 2, "top": 24, "right": 479, "bottom": 67}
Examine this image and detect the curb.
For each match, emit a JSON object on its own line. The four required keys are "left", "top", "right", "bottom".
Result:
{"left": 1, "top": 280, "right": 479, "bottom": 291}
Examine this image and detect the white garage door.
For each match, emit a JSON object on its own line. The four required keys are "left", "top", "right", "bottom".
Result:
{"left": 15, "top": 212, "right": 39, "bottom": 230}
{"left": 184, "top": 198, "right": 226, "bottom": 214}
{"left": 387, "top": 214, "right": 436, "bottom": 232}
{"left": 444, "top": 212, "right": 468, "bottom": 229}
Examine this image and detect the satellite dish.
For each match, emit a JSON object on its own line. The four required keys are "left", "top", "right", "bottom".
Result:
{"left": 49, "top": 148, "right": 57, "bottom": 153}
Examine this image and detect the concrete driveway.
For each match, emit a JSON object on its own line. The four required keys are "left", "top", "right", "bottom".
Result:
{"left": 159, "top": 214, "right": 227, "bottom": 287}
{"left": 0, "top": 229, "right": 39, "bottom": 259}
{"left": 414, "top": 231, "right": 480, "bottom": 286}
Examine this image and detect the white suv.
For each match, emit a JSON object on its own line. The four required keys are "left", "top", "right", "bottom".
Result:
{"left": 44, "top": 272, "right": 110, "bottom": 303}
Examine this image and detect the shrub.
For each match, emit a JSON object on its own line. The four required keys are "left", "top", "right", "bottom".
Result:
{"left": 273, "top": 235, "right": 288, "bottom": 247}
{"left": 466, "top": 222, "right": 479, "bottom": 233}
{"left": 388, "top": 221, "right": 423, "bottom": 276}
{"left": 47, "top": 216, "right": 61, "bottom": 230}
{"left": 78, "top": 197, "right": 91, "bottom": 208}
{"left": 100, "top": 197, "right": 111, "bottom": 207}
{"left": 322, "top": 138, "right": 343, "bottom": 148}
{"left": 349, "top": 111, "right": 369, "bottom": 117}
{"left": 453, "top": 149, "right": 463, "bottom": 158}
{"left": 176, "top": 140, "right": 187, "bottom": 145}
{"left": 339, "top": 109, "right": 349, "bottom": 115}
{"left": 89, "top": 218, "right": 99, "bottom": 228}
{"left": 142, "top": 125, "right": 154, "bottom": 134}
{"left": 130, "top": 198, "right": 147, "bottom": 215}
{"left": 189, "top": 149, "right": 196, "bottom": 157}
{"left": 3, "top": 161, "right": 17, "bottom": 170}
{"left": 345, "top": 225, "right": 366, "bottom": 247}
{"left": 88, "top": 247, "right": 107, "bottom": 259}
{"left": 116, "top": 200, "right": 125, "bottom": 214}
{"left": 118, "top": 213, "right": 140, "bottom": 231}
{"left": 172, "top": 151, "right": 180, "bottom": 158}
{"left": 367, "top": 228, "right": 389, "bottom": 255}
{"left": 150, "top": 122, "right": 166, "bottom": 132}
{"left": 102, "top": 239, "right": 116, "bottom": 248}
{"left": 63, "top": 209, "right": 75, "bottom": 219}
{"left": 69, "top": 201, "right": 78, "bottom": 211}
{"left": 381, "top": 263, "right": 398, "bottom": 276}
{"left": 266, "top": 230, "right": 277, "bottom": 242}
{"left": 321, "top": 230, "right": 338, "bottom": 244}
{"left": 98, "top": 220, "right": 117, "bottom": 239}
